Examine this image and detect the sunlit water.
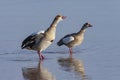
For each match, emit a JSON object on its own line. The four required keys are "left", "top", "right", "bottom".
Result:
{"left": 0, "top": 0, "right": 120, "bottom": 80}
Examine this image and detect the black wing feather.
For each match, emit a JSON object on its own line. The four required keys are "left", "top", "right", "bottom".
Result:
{"left": 21, "top": 34, "right": 36, "bottom": 49}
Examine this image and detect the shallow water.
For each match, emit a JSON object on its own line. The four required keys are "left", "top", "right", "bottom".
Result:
{"left": 0, "top": 0, "right": 120, "bottom": 80}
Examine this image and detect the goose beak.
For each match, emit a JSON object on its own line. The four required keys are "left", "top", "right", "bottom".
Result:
{"left": 62, "top": 16, "right": 67, "bottom": 19}
{"left": 89, "top": 24, "right": 93, "bottom": 27}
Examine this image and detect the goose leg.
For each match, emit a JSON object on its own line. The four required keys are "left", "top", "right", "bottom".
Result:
{"left": 37, "top": 51, "right": 45, "bottom": 60}
{"left": 69, "top": 48, "right": 73, "bottom": 58}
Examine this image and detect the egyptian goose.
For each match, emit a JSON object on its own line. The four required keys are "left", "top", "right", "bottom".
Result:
{"left": 21, "top": 15, "right": 66, "bottom": 60}
{"left": 57, "top": 22, "right": 92, "bottom": 57}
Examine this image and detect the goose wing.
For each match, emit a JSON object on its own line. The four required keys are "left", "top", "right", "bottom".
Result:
{"left": 57, "top": 33, "right": 75, "bottom": 46}
{"left": 21, "top": 30, "right": 44, "bottom": 49}
{"left": 62, "top": 36, "right": 74, "bottom": 44}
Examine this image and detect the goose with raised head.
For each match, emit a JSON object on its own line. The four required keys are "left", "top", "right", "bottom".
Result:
{"left": 21, "top": 15, "right": 66, "bottom": 60}
{"left": 57, "top": 22, "right": 92, "bottom": 57}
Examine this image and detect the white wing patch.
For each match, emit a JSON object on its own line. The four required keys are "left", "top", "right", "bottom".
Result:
{"left": 62, "top": 36, "right": 74, "bottom": 44}
{"left": 35, "top": 30, "right": 45, "bottom": 43}
{"left": 37, "top": 30, "right": 45, "bottom": 34}
{"left": 31, "top": 30, "right": 45, "bottom": 36}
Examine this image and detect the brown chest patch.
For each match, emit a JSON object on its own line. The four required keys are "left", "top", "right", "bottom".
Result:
{"left": 50, "top": 40, "right": 54, "bottom": 42}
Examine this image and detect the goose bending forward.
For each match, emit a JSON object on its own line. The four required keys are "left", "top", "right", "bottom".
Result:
{"left": 57, "top": 22, "right": 92, "bottom": 57}
{"left": 21, "top": 15, "right": 66, "bottom": 60}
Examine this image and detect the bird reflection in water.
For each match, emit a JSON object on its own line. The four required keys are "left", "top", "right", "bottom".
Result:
{"left": 58, "top": 57, "right": 87, "bottom": 80}
{"left": 22, "top": 61, "right": 56, "bottom": 80}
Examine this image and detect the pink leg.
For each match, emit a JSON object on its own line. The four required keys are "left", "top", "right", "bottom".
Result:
{"left": 37, "top": 51, "right": 45, "bottom": 60}
{"left": 69, "top": 48, "right": 73, "bottom": 58}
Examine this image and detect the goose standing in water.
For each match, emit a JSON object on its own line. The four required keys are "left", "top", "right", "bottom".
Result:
{"left": 21, "top": 15, "right": 66, "bottom": 60}
{"left": 57, "top": 22, "right": 92, "bottom": 57}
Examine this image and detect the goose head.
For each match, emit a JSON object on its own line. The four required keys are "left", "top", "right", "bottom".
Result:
{"left": 81, "top": 22, "right": 92, "bottom": 30}
{"left": 55, "top": 15, "right": 66, "bottom": 21}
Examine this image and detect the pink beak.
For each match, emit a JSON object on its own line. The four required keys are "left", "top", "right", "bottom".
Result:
{"left": 62, "top": 16, "right": 67, "bottom": 19}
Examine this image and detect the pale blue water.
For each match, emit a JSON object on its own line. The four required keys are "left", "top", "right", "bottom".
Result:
{"left": 0, "top": 0, "right": 120, "bottom": 80}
